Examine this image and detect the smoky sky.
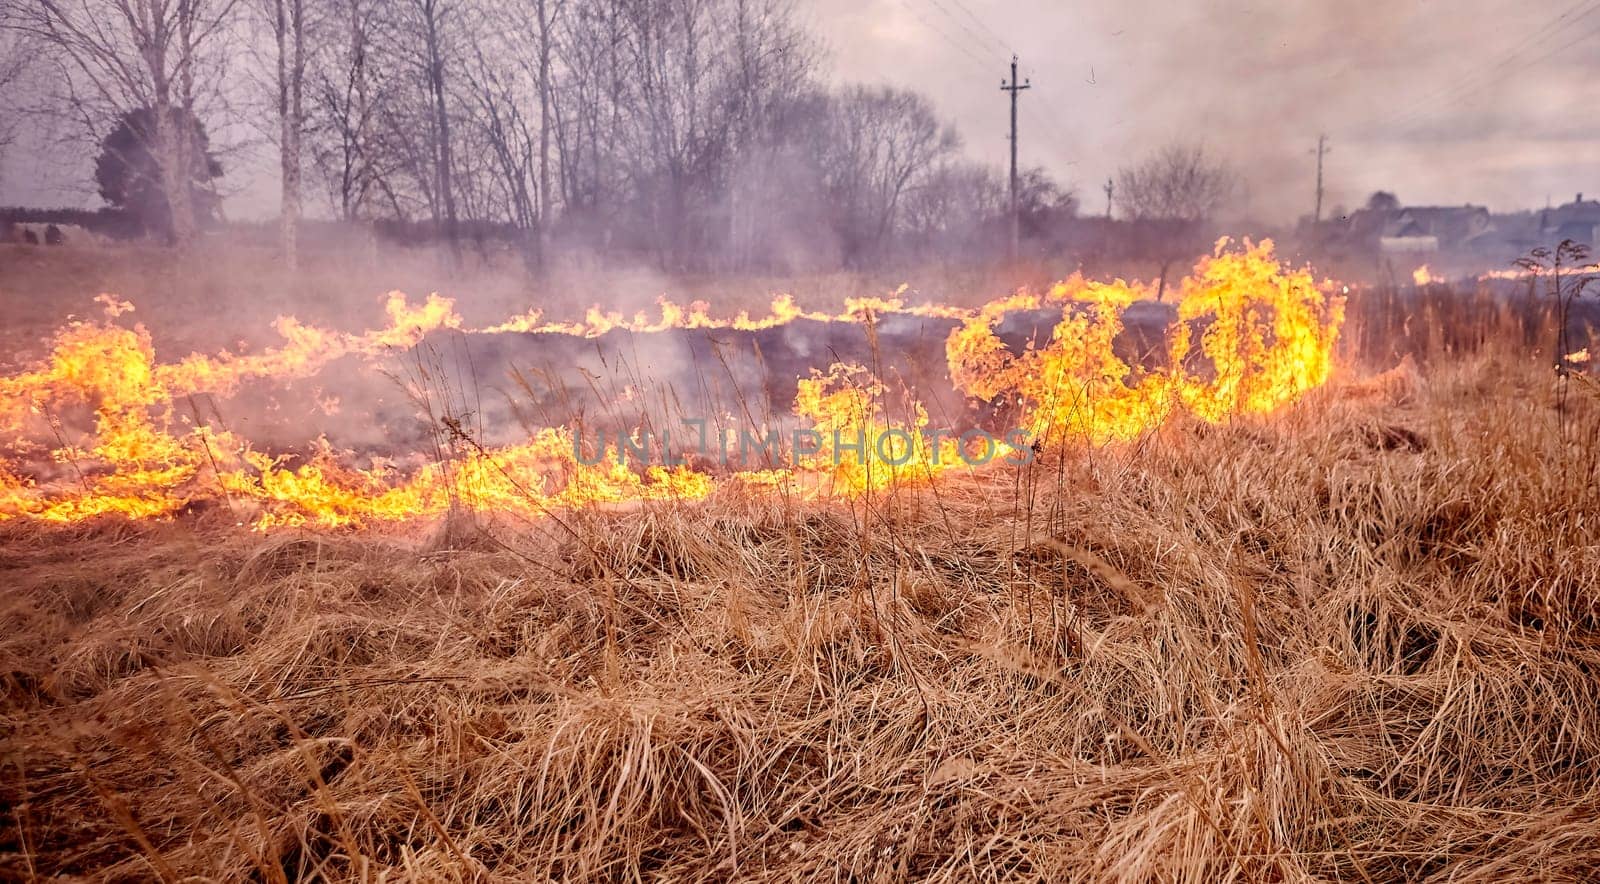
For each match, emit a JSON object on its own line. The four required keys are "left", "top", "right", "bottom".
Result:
{"left": 3, "top": 0, "right": 1597, "bottom": 222}
{"left": 807, "top": 0, "right": 1600, "bottom": 219}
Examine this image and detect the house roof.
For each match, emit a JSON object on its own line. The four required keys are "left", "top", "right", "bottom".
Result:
{"left": 1389, "top": 206, "right": 1491, "bottom": 243}
{"left": 1552, "top": 221, "right": 1598, "bottom": 245}
{"left": 1547, "top": 200, "right": 1600, "bottom": 225}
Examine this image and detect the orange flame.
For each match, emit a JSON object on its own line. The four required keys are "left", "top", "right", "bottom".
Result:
{"left": 948, "top": 240, "right": 1343, "bottom": 445}
{"left": 0, "top": 241, "right": 1343, "bottom": 528}
{"left": 1478, "top": 262, "right": 1600, "bottom": 282}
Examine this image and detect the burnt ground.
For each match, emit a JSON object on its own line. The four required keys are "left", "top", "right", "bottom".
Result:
{"left": 194, "top": 303, "right": 1180, "bottom": 461}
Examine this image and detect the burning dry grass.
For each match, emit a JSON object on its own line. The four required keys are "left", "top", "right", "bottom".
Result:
{"left": 0, "top": 241, "right": 1063, "bottom": 358}
{"left": 4, "top": 338, "right": 1600, "bottom": 880}
{"left": 0, "top": 240, "right": 1344, "bottom": 526}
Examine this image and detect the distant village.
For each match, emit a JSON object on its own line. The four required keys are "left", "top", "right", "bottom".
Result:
{"left": 1304, "top": 191, "right": 1600, "bottom": 274}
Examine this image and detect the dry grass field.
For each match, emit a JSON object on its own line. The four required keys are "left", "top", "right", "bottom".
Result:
{"left": 3, "top": 248, "right": 1600, "bottom": 880}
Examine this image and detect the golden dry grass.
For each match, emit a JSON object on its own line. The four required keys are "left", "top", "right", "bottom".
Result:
{"left": 4, "top": 284, "right": 1600, "bottom": 880}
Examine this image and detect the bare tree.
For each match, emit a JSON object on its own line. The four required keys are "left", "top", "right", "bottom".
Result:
{"left": 350, "top": 0, "right": 464, "bottom": 247}
{"left": 307, "top": 0, "right": 388, "bottom": 221}
{"left": 719, "top": 0, "right": 815, "bottom": 269}
{"left": 410, "top": 0, "right": 458, "bottom": 251}
{"left": 236, "top": 0, "right": 313, "bottom": 264}
{"left": 551, "top": 0, "right": 625, "bottom": 249}
{"left": 616, "top": 0, "right": 727, "bottom": 268}
{"left": 529, "top": 0, "right": 557, "bottom": 264}
{"left": 821, "top": 85, "right": 957, "bottom": 265}
{"left": 1116, "top": 142, "right": 1234, "bottom": 298}
{"left": 468, "top": 0, "right": 563, "bottom": 266}
{"left": 523, "top": 0, "right": 818, "bottom": 269}
{"left": 902, "top": 159, "right": 1003, "bottom": 257}
{"left": 460, "top": 30, "right": 535, "bottom": 231}
{"left": 1115, "top": 142, "right": 1234, "bottom": 223}
{"left": 1366, "top": 190, "right": 1399, "bottom": 212}
{"left": 16, "top": 0, "right": 241, "bottom": 247}
{"left": 0, "top": 24, "right": 37, "bottom": 175}
{"left": 270, "top": 0, "right": 308, "bottom": 269}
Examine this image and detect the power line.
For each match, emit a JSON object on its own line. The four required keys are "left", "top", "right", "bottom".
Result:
{"left": 900, "top": 0, "right": 1078, "bottom": 157}
{"left": 945, "top": 0, "right": 1013, "bottom": 55}
{"left": 1022, "top": 105, "right": 1074, "bottom": 160}
{"left": 924, "top": 0, "right": 1009, "bottom": 58}
{"left": 894, "top": 3, "right": 1078, "bottom": 182}
{"left": 1382, "top": 0, "right": 1599, "bottom": 120}
{"left": 1370, "top": 1, "right": 1595, "bottom": 131}
{"left": 1013, "top": 58, "right": 1080, "bottom": 166}
{"left": 897, "top": 0, "right": 995, "bottom": 76}
{"left": 1387, "top": 14, "right": 1600, "bottom": 133}
{"left": 1370, "top": 0, "right": 1600, "bottom": 131}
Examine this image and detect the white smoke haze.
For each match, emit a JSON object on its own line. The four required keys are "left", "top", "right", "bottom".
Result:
{"left": 0, "top": 0, "right": 1590, "bottom": 444}
{"left": 4, "top": 0, "right": 1593, "bottom": 225}
{"left": 811, "top": 0, "right": 1598, "bottom": 218}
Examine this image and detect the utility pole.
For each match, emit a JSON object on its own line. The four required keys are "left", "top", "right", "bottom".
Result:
{"left": 1311, "top": 134, "right": 1329, "bottom": 223}
{"left": 1103, "top": 178, "right": 1114, "bottom": 219}
{"left": 1001, "top": 55, "right": 1030, "bottom": 261}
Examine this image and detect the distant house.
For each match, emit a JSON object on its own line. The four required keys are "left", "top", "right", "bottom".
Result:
{"left": 1329, "top": 202, "right": 1495, "bottom": 256}
{"left": 1483, "top": 211, "right": 1545, "bottom": 259}
{"left": 1318, "top": 194, "right": 1598, "bottom": 268}
{"left": 1539, "top": 195, "right": 1600, "bottom": 248}
{"left": 1386, "top": 205, "right": 1493, "bottom": 250}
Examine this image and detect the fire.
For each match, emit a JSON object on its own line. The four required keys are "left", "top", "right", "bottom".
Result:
{"left": 792, "top": 363, "right": 971, "bottom": 494}
{"left": 948, "top": 239, "right": 1343, "bottom": 445}
{"left": 479, "top": 287, "right": 975, "bottom": 338}
{"left": 230, "top": 428, "right": 713, "bottom": 529}
{"left": 1413, "top": 265, "right": 1440, "bottom": 286}
{"left": 0, "top": 241, "right": 1344, "bottom": 528}
{"left": 1479, "top": 263, "right": 1600, "bottom": 282}
{"left": 1175, "top": 240, "right": 1344, "bottom": 418}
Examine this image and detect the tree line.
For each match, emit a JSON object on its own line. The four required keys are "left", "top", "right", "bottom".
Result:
{"left": 2, "top": 0, "right": 1232, "bottom": 274}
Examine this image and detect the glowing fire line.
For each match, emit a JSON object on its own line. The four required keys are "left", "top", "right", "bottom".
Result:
{"left": 0, "top": 240, "right": 1343, "bottom": 529}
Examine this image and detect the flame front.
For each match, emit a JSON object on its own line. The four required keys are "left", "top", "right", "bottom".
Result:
{"left": 0, "top": 240, "right": 1343, "bottom": 528}
{"left": 949, "top": 240, "right": 1343, "bottom": 445}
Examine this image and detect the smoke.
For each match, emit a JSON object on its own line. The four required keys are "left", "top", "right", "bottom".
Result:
{"left": 810, "top": 0, "right": 1600, "bottom": 219}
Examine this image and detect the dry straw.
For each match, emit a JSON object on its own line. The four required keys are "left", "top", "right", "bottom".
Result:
{"left": 3, "top": 285, "right": 1600, "bottom": 880}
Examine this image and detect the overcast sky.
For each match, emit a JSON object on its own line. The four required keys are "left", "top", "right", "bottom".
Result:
{"left": 4, "top": 0, "right": 1597, "bottom": 222}
{"left": 805, "top": 0, "right": 1600, "bottom": 220}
